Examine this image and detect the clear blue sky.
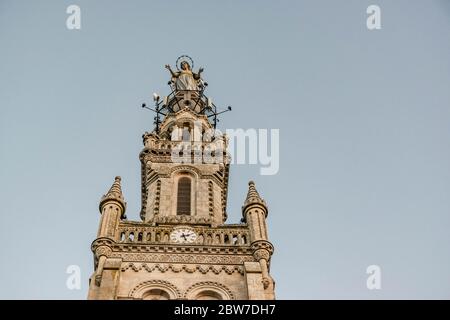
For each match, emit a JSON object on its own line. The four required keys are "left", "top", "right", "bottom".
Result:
{"left": 1, "top": 0, "right": 450, "bottom": 299}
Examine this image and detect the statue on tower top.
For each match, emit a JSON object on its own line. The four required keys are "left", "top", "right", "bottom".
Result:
{"left": 165, "top": 55, "right": 204, "bottom": 91}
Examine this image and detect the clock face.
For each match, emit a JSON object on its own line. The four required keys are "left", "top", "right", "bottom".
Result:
{"left": 170, "top": 228, "right": 197, "bottom": 244}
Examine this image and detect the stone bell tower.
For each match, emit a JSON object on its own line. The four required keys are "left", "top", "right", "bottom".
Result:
{"left": 87, "top": 57, "right": 275, "bottom": 300}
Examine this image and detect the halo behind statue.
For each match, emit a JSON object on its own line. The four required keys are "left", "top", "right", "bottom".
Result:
{"left": 176, "top": 55, "right": 194, "bottom": 71}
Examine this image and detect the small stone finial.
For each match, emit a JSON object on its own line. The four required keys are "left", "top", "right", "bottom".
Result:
{"left": 245, "top": 180, "right": 262, "bottom": 203}
{"left": 99, "top": 176, "right": 126, "bottom": 217}
{"left": 242, "top": 180, "right": 267, "bottom": 216}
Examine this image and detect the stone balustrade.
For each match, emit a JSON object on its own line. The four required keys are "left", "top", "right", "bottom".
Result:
{"left": 117, "top": 223, "right": 249, "bottom": 246}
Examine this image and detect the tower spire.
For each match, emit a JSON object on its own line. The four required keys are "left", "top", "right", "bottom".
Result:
{"left": 241, "top": 180, "right": 274, "bottom": 297}
{"left": 242, "top": 180, "right": 267, "bottom": 217}
{"left": 99, "top": 176, "right": 126, "bottom": 218}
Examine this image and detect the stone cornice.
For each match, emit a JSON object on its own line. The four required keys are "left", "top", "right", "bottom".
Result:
{"left": 91, "top": 237, "right": 254, "bottom": 256}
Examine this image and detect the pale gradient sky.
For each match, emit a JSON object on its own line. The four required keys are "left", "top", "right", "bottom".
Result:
{"left": 1, "top": 0, "right": 450, "bottom": 299}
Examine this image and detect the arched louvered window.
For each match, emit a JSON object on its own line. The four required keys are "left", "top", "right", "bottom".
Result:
{"left": 177, "top": 177, "right": 191, "bottom": 215}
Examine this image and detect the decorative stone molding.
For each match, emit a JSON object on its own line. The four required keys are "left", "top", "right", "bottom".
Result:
{"left": 147, "top": 215, "right": 212, "bottom": 225}
{"left": 251, "top": 240, "right": 274, "bottom": 262}
{"left": 183, "top": 281, "right": 235, "bottom": 300}
{"left": 129, "top": 279, "right": 182, "bottom": 300}
{"left": 208, "top": 181, "right": 214, "bottom": 217}
{"left": 112, "top": 244, "right": 253, "bottom": 255}
{"left": 95, "top": 246, "right": 112, "bottom": 259}
{"left": 221, "top": 188, "right": 228, "bottom": 222}
{"left": 111, "top": 252, "right": 255, "bottom": 265}
{"left": 168, "top": 165, "right": 201, "bottom": 178}
{"left": 201, "top": 174, "right": 227, "bottom": 188}
{"left": 91, "top": 237, "right": 114, "bottom": 254}
{"left": 118, "top": 221, "right": 248, "bottom": 231}
{"left": 121, "top": 263, "right": 244, "bottom": 275}
{"left": 250, "top": 240, "right": 274, "bottom": 255}
{"left": 153, "top": 179, "right": 161, "bottom": 216}
{"left": 253, "top": 249, "right": 270, "bottom": 262}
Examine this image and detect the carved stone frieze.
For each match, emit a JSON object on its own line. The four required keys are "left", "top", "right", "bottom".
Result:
{"left": 121, "top": 262, "right": 244, "bottom": 275}
{"left": 251, "top": 240, "right": 274, "bottom": 255}
{"left": 111, "top": 252, "right": 255, "bottom": 265}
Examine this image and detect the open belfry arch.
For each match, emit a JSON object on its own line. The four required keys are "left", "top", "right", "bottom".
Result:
{"left": 88, "top": 56, "right": 275, "bottom": 300}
